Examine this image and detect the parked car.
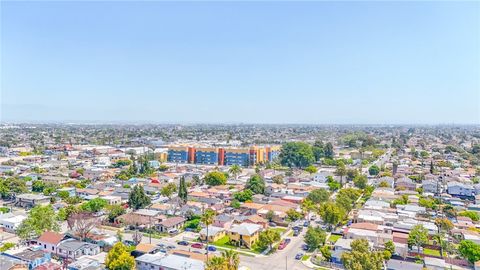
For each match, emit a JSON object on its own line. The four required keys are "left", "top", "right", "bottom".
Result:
{"left": 191, "top": 243, "right": 204, "bottom": 249}
{"left": 301, "top": 244, "right": 309, "bottom": 251}
{"left": 177, "top": 241, "right": 189, "bottom": 246}
{"left": 293, "top": 230, "right": 300, "bottom": 236}
{"left": 284, "top": 238, "right": 291, "bottom": 244}
{"left": 310, "top": 215, "right": 317, "bottom": 221}
{"left": 293, "top": 226, "right": 302, "bottom": 232}
{"left": 295, "top": 253, "right": 303, "bottom": 260}
{"left": 207, "top": 245, "right": 217, "bottom": 252}
{"left": 278, "top": 243, "right": 286, "bottom": 250}
{"left": 269, "top": 222, "right": 277, "bottom": 227}
{"left": 303, "top": 221, "right": 310, "bottom": 227}
{"left": 166, "top": 245, "right": 176, "bottom": 250}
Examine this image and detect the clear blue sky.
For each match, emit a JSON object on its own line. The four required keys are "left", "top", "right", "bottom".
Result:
{"left": 1, "top": 1, "right": 479, "bottom": 124}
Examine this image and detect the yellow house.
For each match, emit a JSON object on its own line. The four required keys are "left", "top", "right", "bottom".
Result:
{"left": 227, "top": 223, "right": 262, "bottom": 249}
{"left": 200, "top": 226, "right": 225, "bottom": 243}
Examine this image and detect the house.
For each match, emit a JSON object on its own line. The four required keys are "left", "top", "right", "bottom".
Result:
{"left": 447, "top": 181, "right": 475, "bottom": 198}
{"left": 213, "top": 214, "right": 234, "bottom": 229}
{"left": 227, "top": 223, "right": 262, "bottom": 248}
{"left": 370, "top": 176, "right": 394, "bottom": 188}
{"left": 157, "top": 217, "right": 186, "bottom": 233}
{"left": 331, "top": 238, "right": 354, "bottom": 264}
{"left": 424, "top": 257, "right": 446, "bottom": 270}
{"left": 36, "top": 231, "right": 65, "bottom": 254}
{"left": 422, "top": 180, "right": 440, "bottom": 194}
{"left": 56, "top": 239, "right": 100, "bottom": 259}
{"left": 244, "top": 215, "right": 268, "bottom": 228}
{"left": 0, "top": 213, "right": 26, "bottom": 232}
{"left": 3, "top": 248, "right": 52, "bottom": 269}
{"left": 395, "top": 177, "right": 416, "bottom": 191}
{"left": 57, "top": 187, "right": 76, "bottom": 198}
{"left": 15, "top": 193, "right": 50, "bottom": 208}
{"left": 67, "top": 257, "right": 102, "bottom": 270}
{"left": 136, "top": 253, "right": 204, "bottom": 270}
{"left": 199, "top": 226, "right": 225, "bottom": 242}
{"left": 100, "top": 195, "right": 122, "bottom": 205}
{"left": 76, "top": 188, "right": 99, "bottom": 199}
{"left": 132, "top": 243, "right": 159, "bottom": 257}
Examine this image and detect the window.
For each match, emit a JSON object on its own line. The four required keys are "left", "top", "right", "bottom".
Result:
{"left": 44, "top": 244, "right": 46, "bottom": 248}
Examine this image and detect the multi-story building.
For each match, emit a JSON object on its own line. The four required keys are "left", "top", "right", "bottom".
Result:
{"left": 167, "top": 146, "right": 189, "bottom": 163}
{"left": 194, "top": 147, "right": 219, "bottom": 165}
{"left": 166, "top": 145, "right": 281, "bottom": 167}
{"left": 224, "top": 148, "right": 251, "bottom": 166}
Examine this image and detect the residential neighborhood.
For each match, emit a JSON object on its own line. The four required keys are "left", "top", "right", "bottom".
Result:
{"left": 0, "top": 124, "right": 479, "bottom": 270}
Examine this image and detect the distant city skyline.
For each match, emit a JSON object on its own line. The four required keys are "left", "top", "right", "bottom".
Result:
{"left": 1, "top": 1, "right": 479, "bottom": 124}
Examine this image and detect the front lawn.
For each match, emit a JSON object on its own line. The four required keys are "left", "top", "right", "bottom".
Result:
{"left": 212, "top": 236, "right": 262, "bottom": 254}
{"left": 423, "top": 248, "right": 446, "bottom": 257}
{"left": 271, "top": 227, "right": 287, "bottom": 235}
{"left": 302, "top": 255, "right": 310, "bottom": 261}
{"left": 328, "top": 234, "right": 341, "bottom": 243}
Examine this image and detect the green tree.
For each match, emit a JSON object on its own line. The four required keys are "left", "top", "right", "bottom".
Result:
{"left": 160, "top": 182, "right": 177, "bottom": 199}
{"left": 341, "top": 239, "right": 384, "bottom": 270}
{"left": 105, "top": 242, "right": 136, "bottom": 270}
{"left": 202, "top": 209, "right": 216, "bottom": 260}
{"left": 312, "top": 140, "right": 325, "bottom": 162}
{"left": 307, "top": 189, "right": 330, "bottom": 204}
{"left": 128, "top": 185, "right": 151, "bottom": 210}
{"left": 230, "top": 200, "right": 240, "bottom": 209}
{"left": 233, "top": 189, "right": 253, "bottom": 202}
{"left": 318, "top": 202, "right": 344, "bottom": 228}
{"left": 245, "top": 174, "right": 265, "bottom": 194}
{"left": 324, "top": 142, "right": 334, "bottom": 159}
{"left": 204, "top": 171, "right": 228, "bottom": 186}
{"left": 178, "top": 176, "right": 188, "bottom": 204}
{"left": 279, "top": 142, "right": 315, "bottom": 168}
{"left": 304, "top": 226, "right": 326, "bottom": 251}
{"left": 320, "top": 245, "right": 332, "bottom": 261}
{"left": 458, "top": 211, "right": 480, "bottom": 221}
{"left": 266, "top": 210, "right": 275, "bottom": 222}
{"left": 353, "top": 175, "right": 368, "bottom": 189}
{"left": 271, "top": 175, "right": 284, "bottom": 185}
{"left": 378, "top": 181, "right": 390, "bottom": 188}
{"left": 17, "top": 205, "right": 60, "bottom": 239}
{"left": 228, "top": 165, "right": 242, "bottom": 180}
{"left": 368, "top": 165, "right": 380, "bottom": 176}
{"left": 286, "top": 209, "right": 303, "bottom": 221}
{"left": 408, "top": 224, "right": 429, "bottom": 254}
{"left": 459, "top": 240, "right": 480, "bottom": 263}
{"left": 81, "top": 198, "right": 107, "bottom": 212}
{"left": 107, "top": 205, "right": 126, "bottom": 223}
{"left": 57, "top": 190, "right": 70, "bottom": 200}
{"left": 205, "top": 256, "right": 226, "bottom": 270}
{"left": 305, "top": 165, "right": 318, "bottom": 174}
{"left": 221, "top": 249, "right": 240, "bottom": 270}
{"left": 258, "top": 229, "right": 281, "bottom": 251}
{"left": 384, "top": 240, "right": 395, "bottom": 255}
{"left": 335, "top": 188, "right": 361, "bottom": 212}
{"left": 335, "top": 161, "right": 347, "bottom": 185}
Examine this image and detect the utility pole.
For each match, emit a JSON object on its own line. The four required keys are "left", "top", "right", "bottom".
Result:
{"left": 285, "top": 256, "right": 287, "bottom": 270}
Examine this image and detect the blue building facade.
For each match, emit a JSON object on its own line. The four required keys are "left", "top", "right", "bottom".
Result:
{"left": 167, "top": 149, "right": 188, "bottom": 163}
{"left": 195, "top": 150, "right": 219, "bottom": 165}
{"left": 224, "top": 152, "right": 250, "bottom": 166}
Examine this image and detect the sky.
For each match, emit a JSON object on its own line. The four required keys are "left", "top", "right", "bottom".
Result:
{"left": 1, "top": 1, "right": 479, "bottom": 124}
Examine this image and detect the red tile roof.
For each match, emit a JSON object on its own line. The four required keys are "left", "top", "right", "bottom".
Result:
{"left": 37, "top": 231, "right": 64, "bottom": 245}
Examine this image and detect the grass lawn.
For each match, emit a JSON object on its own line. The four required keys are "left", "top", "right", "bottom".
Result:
{"left": 212, "top": 236, "right": 262, "bottom": 254}
{"left": 302, "top": 255, "right": 310, "bottom": 261}
{"left": 328, "top": 234, "right": 341, "bottom": 243}
{"left": 423, "top": 248, "right": 446, "bottom": 257}
{"left": 271, "top": 227, "right": 287, "bottom": 235}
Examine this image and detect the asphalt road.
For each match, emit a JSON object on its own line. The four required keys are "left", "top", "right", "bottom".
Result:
{"left": 239, "top": 230, "right": 309, "bottom": 270}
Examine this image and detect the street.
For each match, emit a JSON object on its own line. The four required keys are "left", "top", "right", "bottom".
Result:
{"left": 239, "top": 230, "right": 309, "bottom": 270}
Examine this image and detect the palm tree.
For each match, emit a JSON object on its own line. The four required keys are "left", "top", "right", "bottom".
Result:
{"left": 221, "top": 249, "right": 240, "bottom": 270}
{"left": 205, "top": 256, "right": 226, "bottom": 270}
{"left": 201, "top": 208, "right": 216, "bottom": 261}
{"left": 229, "top": 164, "right": 242, "bottom": 180}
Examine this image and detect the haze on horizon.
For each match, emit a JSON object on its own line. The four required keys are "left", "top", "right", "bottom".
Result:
{"left": 1, "top": 1, "right": 479, "bottom": 125}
